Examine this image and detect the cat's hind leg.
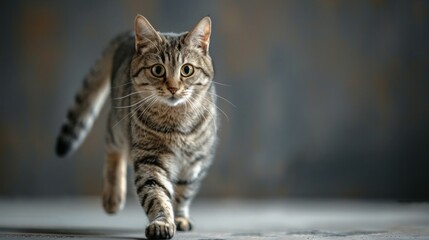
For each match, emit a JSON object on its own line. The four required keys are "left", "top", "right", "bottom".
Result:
{"left": 102, "top": 150, "right": 127, "bottom": 214}
{"left": 173, "top": 155, "right": 212, "bottom": 231}
{"left": 173, "top": 181, "right": 200, "bottom": 231}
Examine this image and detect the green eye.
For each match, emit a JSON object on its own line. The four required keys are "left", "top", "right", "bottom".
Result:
{"left": 181, "top": 64, "right": 194, "bottom": 77}
{"left": 151, "top": 64, "right": 165, "bottom": 77}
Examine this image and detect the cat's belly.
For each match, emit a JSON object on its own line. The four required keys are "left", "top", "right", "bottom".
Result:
{"left": 167, "top": 133, "right": 215, "bottom": 180}
{"left": 176, "top": 158, "right": 203, "bottom": 181}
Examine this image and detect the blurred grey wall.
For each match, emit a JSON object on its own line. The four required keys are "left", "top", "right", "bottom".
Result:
{"left": 0, "top": 0, "right": 428, "bottom": 199}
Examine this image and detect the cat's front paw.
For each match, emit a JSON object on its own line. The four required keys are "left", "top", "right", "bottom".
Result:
{"left": 145, "top": 218, "right": 175, "bottom": 239}
{"left": 175, "top": 216, "right": 193, "bottom": 231}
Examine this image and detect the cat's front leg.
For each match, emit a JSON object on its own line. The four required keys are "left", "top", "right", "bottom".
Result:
{"left": 133, "top": 154, "right": 176, "bottom": 239}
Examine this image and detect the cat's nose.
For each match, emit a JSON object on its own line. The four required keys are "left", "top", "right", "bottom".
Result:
{"left": 167, "top": 87, "right": 178, "bottom": 95}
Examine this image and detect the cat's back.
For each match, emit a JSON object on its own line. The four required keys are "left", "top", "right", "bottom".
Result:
{"left": 111, "top": 32, "right": 135, "bottom": 82}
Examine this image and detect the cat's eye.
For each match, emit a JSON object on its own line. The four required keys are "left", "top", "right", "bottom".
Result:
{"left": 180, "top": 64, "right": 194, "bottom": 77}
{"left": 151, "top": 64, "right": 165, "bottom": 78}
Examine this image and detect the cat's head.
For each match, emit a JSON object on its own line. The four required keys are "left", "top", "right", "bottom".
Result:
{"left": 131, "top": 15, "right": 214, "bottom": 107}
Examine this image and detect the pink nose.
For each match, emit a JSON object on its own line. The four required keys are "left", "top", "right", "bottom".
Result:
{"left": 167, "top": 87, "right": 178, "bottom": 94}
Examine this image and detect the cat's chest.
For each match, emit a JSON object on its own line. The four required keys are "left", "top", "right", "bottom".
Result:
{"left": 166, "top": 134, "right": 195, "bottom": 154}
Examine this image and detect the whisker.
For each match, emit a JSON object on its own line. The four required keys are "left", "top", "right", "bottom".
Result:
{"left": 138, "top": 96, "right": 158, "bottom": 124}
{"left": 113, "top": 90, "right": 152, "bottom": 100}
{"left": 214, "top": 104, "right": 229, "bottom": 121}
{"left": 203, "top": 96, "right": 229, "bottom": 122}
{"left": 186, "top": 95, "right": 213, "bottom": 123}
{"left": 211, "top": 81, "right": 230, "bottom": 87}
{"left": 111, "top": 101, "right": 144, "bottom": 128}
{"left": 207, "top": 92, "right": 236, "bottom": 108}
{"left": 130, "top": 96, "right": 156, "bottom": 122}
{"left": 185, "top": 97, "right": 202, "bottom": 118}
{"left": 186, "top": 99, "right": 205, "bottom": 124}
{"left": 112, "top": 94, "right": 153, "bottom": 108}
{"left": 111, "top": 95, "right": 155, "bottom": 128}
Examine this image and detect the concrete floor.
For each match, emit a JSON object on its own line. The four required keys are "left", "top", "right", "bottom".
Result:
{"left": 0, "top": 198, "right": 428, "bottom": 239}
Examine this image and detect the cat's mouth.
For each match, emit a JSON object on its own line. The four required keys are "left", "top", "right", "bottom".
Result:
{"left": 166, "top": 96, "right": 183, "bottom": 106}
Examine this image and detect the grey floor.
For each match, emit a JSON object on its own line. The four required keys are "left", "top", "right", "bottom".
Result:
{"left": 0, "top": 198, "right": 428, "bottom": 239}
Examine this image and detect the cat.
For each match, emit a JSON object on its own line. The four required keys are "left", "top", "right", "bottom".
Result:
{"left": 55, "top": 15, "right": 218, "bottom": 239}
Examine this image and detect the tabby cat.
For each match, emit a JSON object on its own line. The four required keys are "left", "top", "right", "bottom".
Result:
{"left": 55, "top": 15, "right": 218, "bottom": 239}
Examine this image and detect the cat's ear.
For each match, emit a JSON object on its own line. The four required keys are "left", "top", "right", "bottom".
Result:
{"left": 185, "top": 16, "right": 211, "bottom": 54}
{"left": 134, "top": 15, "right": 161, "bottom": 52}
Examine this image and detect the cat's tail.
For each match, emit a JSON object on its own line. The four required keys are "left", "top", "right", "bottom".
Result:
{"left": 55, "top": 35, "right": 125, "bottom": 157}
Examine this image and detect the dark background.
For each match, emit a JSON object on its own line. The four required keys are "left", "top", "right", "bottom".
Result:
{"left": 1, "top": 0, "right": 428, "bottom": 199}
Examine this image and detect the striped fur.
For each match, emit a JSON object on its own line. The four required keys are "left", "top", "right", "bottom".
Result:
{"left": 55, "top": 33, "right": 130, "bottom": 156}
{"left": 55, "top": 15, "right": 217, "bottom": 239}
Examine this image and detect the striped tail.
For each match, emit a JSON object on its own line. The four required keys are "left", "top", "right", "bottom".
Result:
{"left": 55, "top": 37, "right": 121, "bottom": 157}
